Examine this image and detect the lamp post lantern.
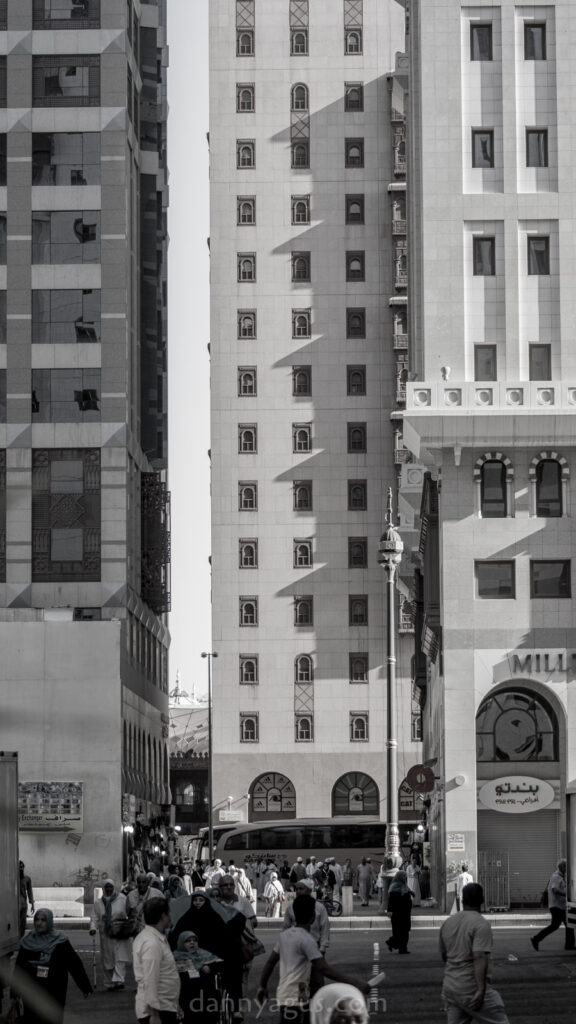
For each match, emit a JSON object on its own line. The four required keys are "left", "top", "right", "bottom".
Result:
{"left": 201, "top": 650, "right": 218, "bottom": 861}
{"left": 378, "top": 487, "right": 404, "bottom": 902}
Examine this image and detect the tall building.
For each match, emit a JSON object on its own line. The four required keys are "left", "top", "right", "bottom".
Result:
{"left": 209, "top": 0, "right": 424, "bottom": 831}
{"left": 404, "top": 0, "right": 576, "bottom": 907}
{"left": 0, "top": 0, "right": 170, "bottom": 885}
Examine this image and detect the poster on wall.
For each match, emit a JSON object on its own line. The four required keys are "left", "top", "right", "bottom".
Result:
{"left": 18, "top": 782, "right": 84, "bottom": 832}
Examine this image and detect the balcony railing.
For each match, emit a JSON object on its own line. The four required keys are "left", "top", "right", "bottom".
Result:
{"left": 393, "top": 333, "right": 408, "bottom": 349}
{"left": 392, "top": 219, "right": 407, "bottom": 235}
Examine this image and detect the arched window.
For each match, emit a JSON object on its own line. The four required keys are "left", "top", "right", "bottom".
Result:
{"left": 237, "top": 31, "right": 254, "bottom": 56}
{"left": 239, "top": 598, "right": 258, "bottom": 626}
{"left": 238, "top": 311, "right": 256, "bottom": 338}
{"left": 238, "top": 426, "right": 256, "bottom": 452}
{"left": 332, "top": 772, "right": 379, "bottom": 815}
{"left": 238, "top": 87, "right": 254, "bottom": 111}
{"left": 536, "top": 459, "right": 562, "bottom": 517}
{"left": 294, "top": 597, "right": 313, "bottom": 625}
{"left": 293, "top": 426, "right": 311, "bottom": 452}
{"left": 239, "top": 540, "right": 257, "bottom": 567}
{"left": 291, "top": 84, "right": 309, "bottom": 110}
{"left": 294, "top": 541, "right": 312, "bottom": 568}
{"left": 292, "top": 254, "right": 310, "bottom": 281}
{"left": 476, "top": 688, "right": 558, "bottom": 762}
{"left": 293, "top": 367, "right": 312, "bottom": 395}
{"left": 349, "top": 654, "right": 368, "bottom": 683}
{"left": 174, "top": 781, "right": 195, "bottom": 805}
{"left": 294, "top": 482, "right": 312, "bottom": 510}
{"left": 291, "top": 31, "right": 308, "bottom": 55}
{"left": 238, "top": 256, "right": 255, "bottom": 281}
{"left": 292, "top": 199, "right": 309, "bottom": 224}
{"left": 345, "top": 30, "right": 362, "bottom": 54}
{"left": 240, "top": 715, "right": 259, "bottom": 742}
{"left": 239, "top": 483, "right": 257, "bottom": 510}
{"left": 238, "top": 369, "right": 256, "bottom": 395}
{"left": 349, "top": 597, "right": 368, "bottom": 625}
{"left": 295, "top": 715, "right": 313, "bottom": 741}
{"left": 350, "top": 714, "right": 368, "bottom": 740}
{"left": 293, "top": 311, "right": 311, "bottom": 337}
{"left": 292, "top": 143, "right": 309, "bottom": 168}
{"left": 295, "top": 654, "right": 313, "bottom": 682}
{"left": 240, "top": 656, "right": 258, "bottom": 684}
{"left": 239, "top": 200, "right": 255, "bottom": 224}
{"left": 481, "top": 460, "right": 507, "bottom": 517}
{"left": 237, "top": 143, "right": 255, "bottom": 168}
{"left": 249, "top": 771, "right": 296, "bottom": 821}
{"left": 348, "top": 369, "right": 365, "bottom": 394}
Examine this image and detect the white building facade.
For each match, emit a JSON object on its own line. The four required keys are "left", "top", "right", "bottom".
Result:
{"left": 404, "top": 0, "right": 576, "bottom": 907}
{"left": 209, "top": 0, "right": 424, "bottom": 831}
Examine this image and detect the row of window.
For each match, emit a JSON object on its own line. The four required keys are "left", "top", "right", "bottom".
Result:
{"left": 470, "top": 21, "right": 547, "bottom": 62}
{"left": 237, "top": 366, "right": 367, "bottom": 396}
{"left": 237, "top": 194, "right": 366, "bottom": 226}
{"left": 476, "top": 560, "right": 571, "bottom": 599}
{"left": 237, "top": 309, "right": 368, "bottom": 341}
{"left": 471, "top": 128, "right": 550, "bottom": 170}
{"left": 238, "top": 595, "right": 370, "bottom": 627}
{"left": 236, "top": 28, "right": 363, "bottom": 58}
{"left": 239, "top": 653, "right": 370, "bottom": 685}
{"left": 238, "top": 711, "right": 370, "bottom": 744}
{"left": 236, "top": 82, "right": 364, "bottom": 113}
{"left": 237, "top": 537, "right": 370, "bottom": 569}
{"left": 473, "top": 234, "right": 552, "bottom": 276}
{"left": 238, "top": 480, "right": 369, "bottom": 512}
{"left": 0, "top": 290, "right": 99, "bottom": 345}
{"left": 237, "top": 422, "right": 368, "bottom": 454}
{"left": 237, "top": 137, "right": 365, "bottom": 170}
{"left": 473, "top": 344, "right": 553, "bottom": 383}
{"left": 479, "top": 457, "right": 565, "bottom": 517}
{"left": 32, "top": 0, "right": 101, "bottom": 29}
{"left": 236, "top": 250, "right": 367, "bottom": 283}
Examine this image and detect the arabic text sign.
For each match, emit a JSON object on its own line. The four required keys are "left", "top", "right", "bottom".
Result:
{"left": 18, "top": 781, "right": 83, "bottom": 832}
{"left": 478, "top": 776, "right": 555, "bottom": 814}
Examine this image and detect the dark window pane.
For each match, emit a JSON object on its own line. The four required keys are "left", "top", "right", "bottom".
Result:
{"left": 471, "top": 24, "right": 493, "bottom": 60}
{"left": 528, "top": 237, "right": 550, "bottom": 275}
{"left": 531, "top": 560, "right": 570, "bottom": 598}
{"left": 525, "top": 23, "right": 546, "bottom": 60}
{"left": 476, "top": 561, "right": 515, "bottom": 598}
{"left": 473, "top": 237, "right": 495, "bottom": 275}
{"left": 474, "top": 346, "right": 497, "bottom": 381}
{"left": 536, "top": 461, "right": 562, "bottom": 517}
{"left": 481, "top": 460, "right": 507, "bottom": 517}
{"left": 526, "top": 129, "right": 548, "bottom": 168}
{"left": 32, "top": 133, "right": 100, "bottom": 185}
{"left": 472, "top": 130, "right": 494, "bottom": 168}
{"left": 529, "top": 344, "right": 551, "bottom": 381}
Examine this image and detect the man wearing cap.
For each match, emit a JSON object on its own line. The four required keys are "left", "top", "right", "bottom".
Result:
{"left": 282, "top": 880, "right": 330, "bottom": 995}
{"left": 289, "top": 857, "right": 307, "bottom": 889}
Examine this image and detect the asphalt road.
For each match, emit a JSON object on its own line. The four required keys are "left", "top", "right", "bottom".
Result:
{"left": 3, "top": 926, "right": 576, "bottom": 1024}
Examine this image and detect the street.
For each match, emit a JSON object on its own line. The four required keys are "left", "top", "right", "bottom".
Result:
{"left": 6, "top": 925, "right": 575, "bottom": 1024}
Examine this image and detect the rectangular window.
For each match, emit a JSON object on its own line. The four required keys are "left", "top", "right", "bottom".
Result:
{"left": 238, "top": 424, "right": 257, "bottom": 453}
{"left": 292, "top": 366, "right": 312, "bottom": 395}
{"left": 239, "top": 596, "right": 258, "bottom": 626}
{"left": 291, "top": 29, "right": 308, "bottom": 55}
{"left": 237, "top": 29, "right": 254, "bottom": 56}
{"left": 32, "top": 290, "right": 100, "bottom": 345}
{"left": 33, "top": 56, "right": 100, "bottom": 107}
{"left": 0, "top": 58, "right": 6, "bottom": 108}
{"left": 293, "top": 423, "right": 312, "bottom": 453}
{"left": 238, "top": 482, "right": 257, "bottom": 510}
{"left": 347, "top": 365, "right": 366, "bottom": 395}
{"left": 240, "top": 713, "right": 259, "bottom": 742}
{"left": 239, "top": 655, "right": 258, "bottom": 685}
{"left": 0, "top": 368, "right": 5, "bottom": 422}
{"left": 33, "top": 0, "right": 100, "bottom": 28}
{"left": 238, "top": 310, "right": 256, "bottom": 339}
{"left": 350, "top": 712, "right": 368, "bottom": 741}
{"left": 530, "top": 560, "right": 571, "bottom": 598}
{"left": 237, "top": 84, "right": 255, "bottom": 112}
{"left": 293, "top": 539, "right": 313, "bottom": 568}
{"left": 32, "top": 448, "right": 101, "bottom": 582}
{"left": 528, "top": 236, "right": 550, "bottom": 275}
{"left": 348, "top": 538, "right": 367, "bottom": 568}
{"left": 292, "top": 309, "right": 311, "bottom": 338}
{"left": 474, "top": 345, "right": 497, "bottom": 381}
{"left": 529, "top": 344, "right": 551, "bottom": 381}
{"left": 475, "top": 561, "right": 515, "bottom": 599}
{"left": 237, "top": 197, "right": 256, "bottom": 224}
{"left": 346, "top": 309, "right": 366, "bottom": 338}
{"left": 295, "top": 715, "right": 314, "bottom": 743}
{"left": 32, "top": 369, "right": 101, "bottom": 422}
{"left": 349, "top": 654, "right": 368, "bottom": 684}
{"left": 344, "top": 83, "right": 364, "bottom": 111}
{"left": 347, "top": 480, "right": 367, "bottom": 510}
{"left": 347, "top": 423, "right": 366, "bottom": 452}
{"left": 239, "top": 538, "right": 258, "bottom": 568}
{"left": 32, "top": 212, "right": 100, "bottom": 264}
{"left": 0, "top": 292, "right": 6, "bottom": 344}
{"left": 525, "top": 22, "right": 546, "bottom": 60}
{"left": 470, "top": 23, "right": 493, "bottom": 61}
{"left": 32, "top": 133, "right": 100, "bottom": 185}
{"left": 526, "top": 129, "right": 548, "bottom": 168}
{"left": 472, "top": 129, "right": 494, "bottom": 168}
{"left": 292, "top": 252, "right": 311, "bottom": 282}
{"left": 346, "top": 252, "right": 365, "bottom": 281}
{"left": 0, "top": 136, "right": 6, "bottom": 187}
{"left": 292, "top": 195, "right": 310, "bottom": 225}
{"left": 345, "top": 194, "right": 364, "bottom": 224}
{"left": 349, "top": 596, "right": 368, "bottom": 625}
{"left": 237, "top": 140, "right": 255, "bottom": 168}
{"left": 238, "top": 253, "right": 256, "bottom": 282}
{"left": 291, "top": 142, "right": 310, "bottom": 169}
{"left": 345, "top": 138, "right": 364, "bottom": 168}
{"left": 294, "top": 481, "right": 312, "bottom": 511}
{"left": 238, "top": 367, "right": 257, "bottom": 396}
{"left": 473, "top": 237, "right": 495, "bottom": 276}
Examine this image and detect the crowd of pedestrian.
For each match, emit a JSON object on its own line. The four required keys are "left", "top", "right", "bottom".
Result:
{"left": 12, "top": 854, "right": 575, "bottom": 1024}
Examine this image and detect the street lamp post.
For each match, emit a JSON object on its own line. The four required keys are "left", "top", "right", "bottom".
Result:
{"left": 378, "top": 487, "right": 404, "bottom": 903}
{"left": 201, "top": 650, "right": 218, "bottom": 862}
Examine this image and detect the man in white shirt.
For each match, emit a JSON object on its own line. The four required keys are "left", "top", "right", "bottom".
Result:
{"left": 126, "top": 874, "right": 165, "bottom": 935}
{"left": 257, "top": 894, "right": 368, "bottom": 1024}
{"left": 132, "top": 898, "right": 180, "bottom": 1024}
{"left": 455, "top": 864, "right": 474, "bottom": 912}
{"left": 439, "top": 883, "right": 509, "bottom": 1024}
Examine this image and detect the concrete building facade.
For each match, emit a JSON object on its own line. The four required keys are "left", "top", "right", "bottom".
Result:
{"left": 404, "top": 0, "right": 576, "bottom": 908}
{"left": 0, "top": 0, "right": 170, "bottom": 886}
{"left": 209, "top": 0, "right": 424, "bottom": 834}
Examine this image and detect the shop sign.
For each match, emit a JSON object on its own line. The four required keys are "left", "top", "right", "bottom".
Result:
{"left": 447, "top": 832, "right": 466, "bottom": 851}
{"left": 19, "top": 781, "right": 83, "bottom": 832}
{"left": 478, "top": 776, "right": 555, "bottom": 814}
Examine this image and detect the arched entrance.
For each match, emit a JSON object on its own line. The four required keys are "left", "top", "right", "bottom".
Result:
{"left": 331, "top": 772, "right": 379, "bottom": 816}
{"left": 248, "top": 772, "right": 296, "bottom": 822}
{"left": 476, "top": 685, "right": 561, "bottom": 907}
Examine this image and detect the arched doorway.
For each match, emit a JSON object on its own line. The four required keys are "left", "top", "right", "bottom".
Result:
{"left": 476, "top": 685, "right": 561, "bottom": 907}
{"left": 249, "top": 772, "right": 296, "bottom": 822}
{"left": 331, "top": 772, "right": 379, "bottom": 816}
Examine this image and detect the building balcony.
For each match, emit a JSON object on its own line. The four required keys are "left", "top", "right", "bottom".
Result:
{"left": 395, "top": 269, "right": 407, "bottom": 288}
{"left": 392, "top": 219, "right": 407, "bottom": 235}
{"left": 403, "top": 380, "right": 576, "bottom": 455}
{"left": 393, "top": 333, "right": 408, "bottom": 349}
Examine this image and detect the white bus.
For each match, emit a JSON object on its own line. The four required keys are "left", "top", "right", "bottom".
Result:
{"left": 187, "top": 818, "right": 386, "bottom": 868}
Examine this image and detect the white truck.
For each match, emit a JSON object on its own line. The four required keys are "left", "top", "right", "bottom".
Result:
{"left": 0, "top": 752, "right": 20, "bottom": 959}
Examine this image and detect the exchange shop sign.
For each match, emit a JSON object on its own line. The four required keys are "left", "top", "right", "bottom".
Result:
{"left": 19, "top": 781, "right": 83, "bottom": 832}
{"left": 478, "top": 776, "right": 554, "bottom": 814}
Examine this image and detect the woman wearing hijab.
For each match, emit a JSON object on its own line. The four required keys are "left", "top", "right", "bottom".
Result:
{"left": 386, "top": 870, "right": 413, "bottom": 954}
{"left": 263, "top": 872, "right": 285, "bottom": 918}
{"left": 173, "top": 931, "right": 222, "bottom": 1024}
{"left": 9, "top": 908, "right": 92, "bottom": 1024}
{"left": 310, "top": 984, "right": 369, "bottom": 1024}
{"left": 89, "top": 878, "right": 132, "bottom": 988}
{"left": 169, "top": 891, "right": 246, "bottom": 1019}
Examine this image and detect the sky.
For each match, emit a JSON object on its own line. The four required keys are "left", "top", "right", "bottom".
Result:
{"left": 167, "top": 0, "right": 211, "bottom": 698}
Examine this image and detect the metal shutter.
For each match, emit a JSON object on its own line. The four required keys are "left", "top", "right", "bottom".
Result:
{"left": 478, "top": 809, "right": 559, "bottom": 907}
